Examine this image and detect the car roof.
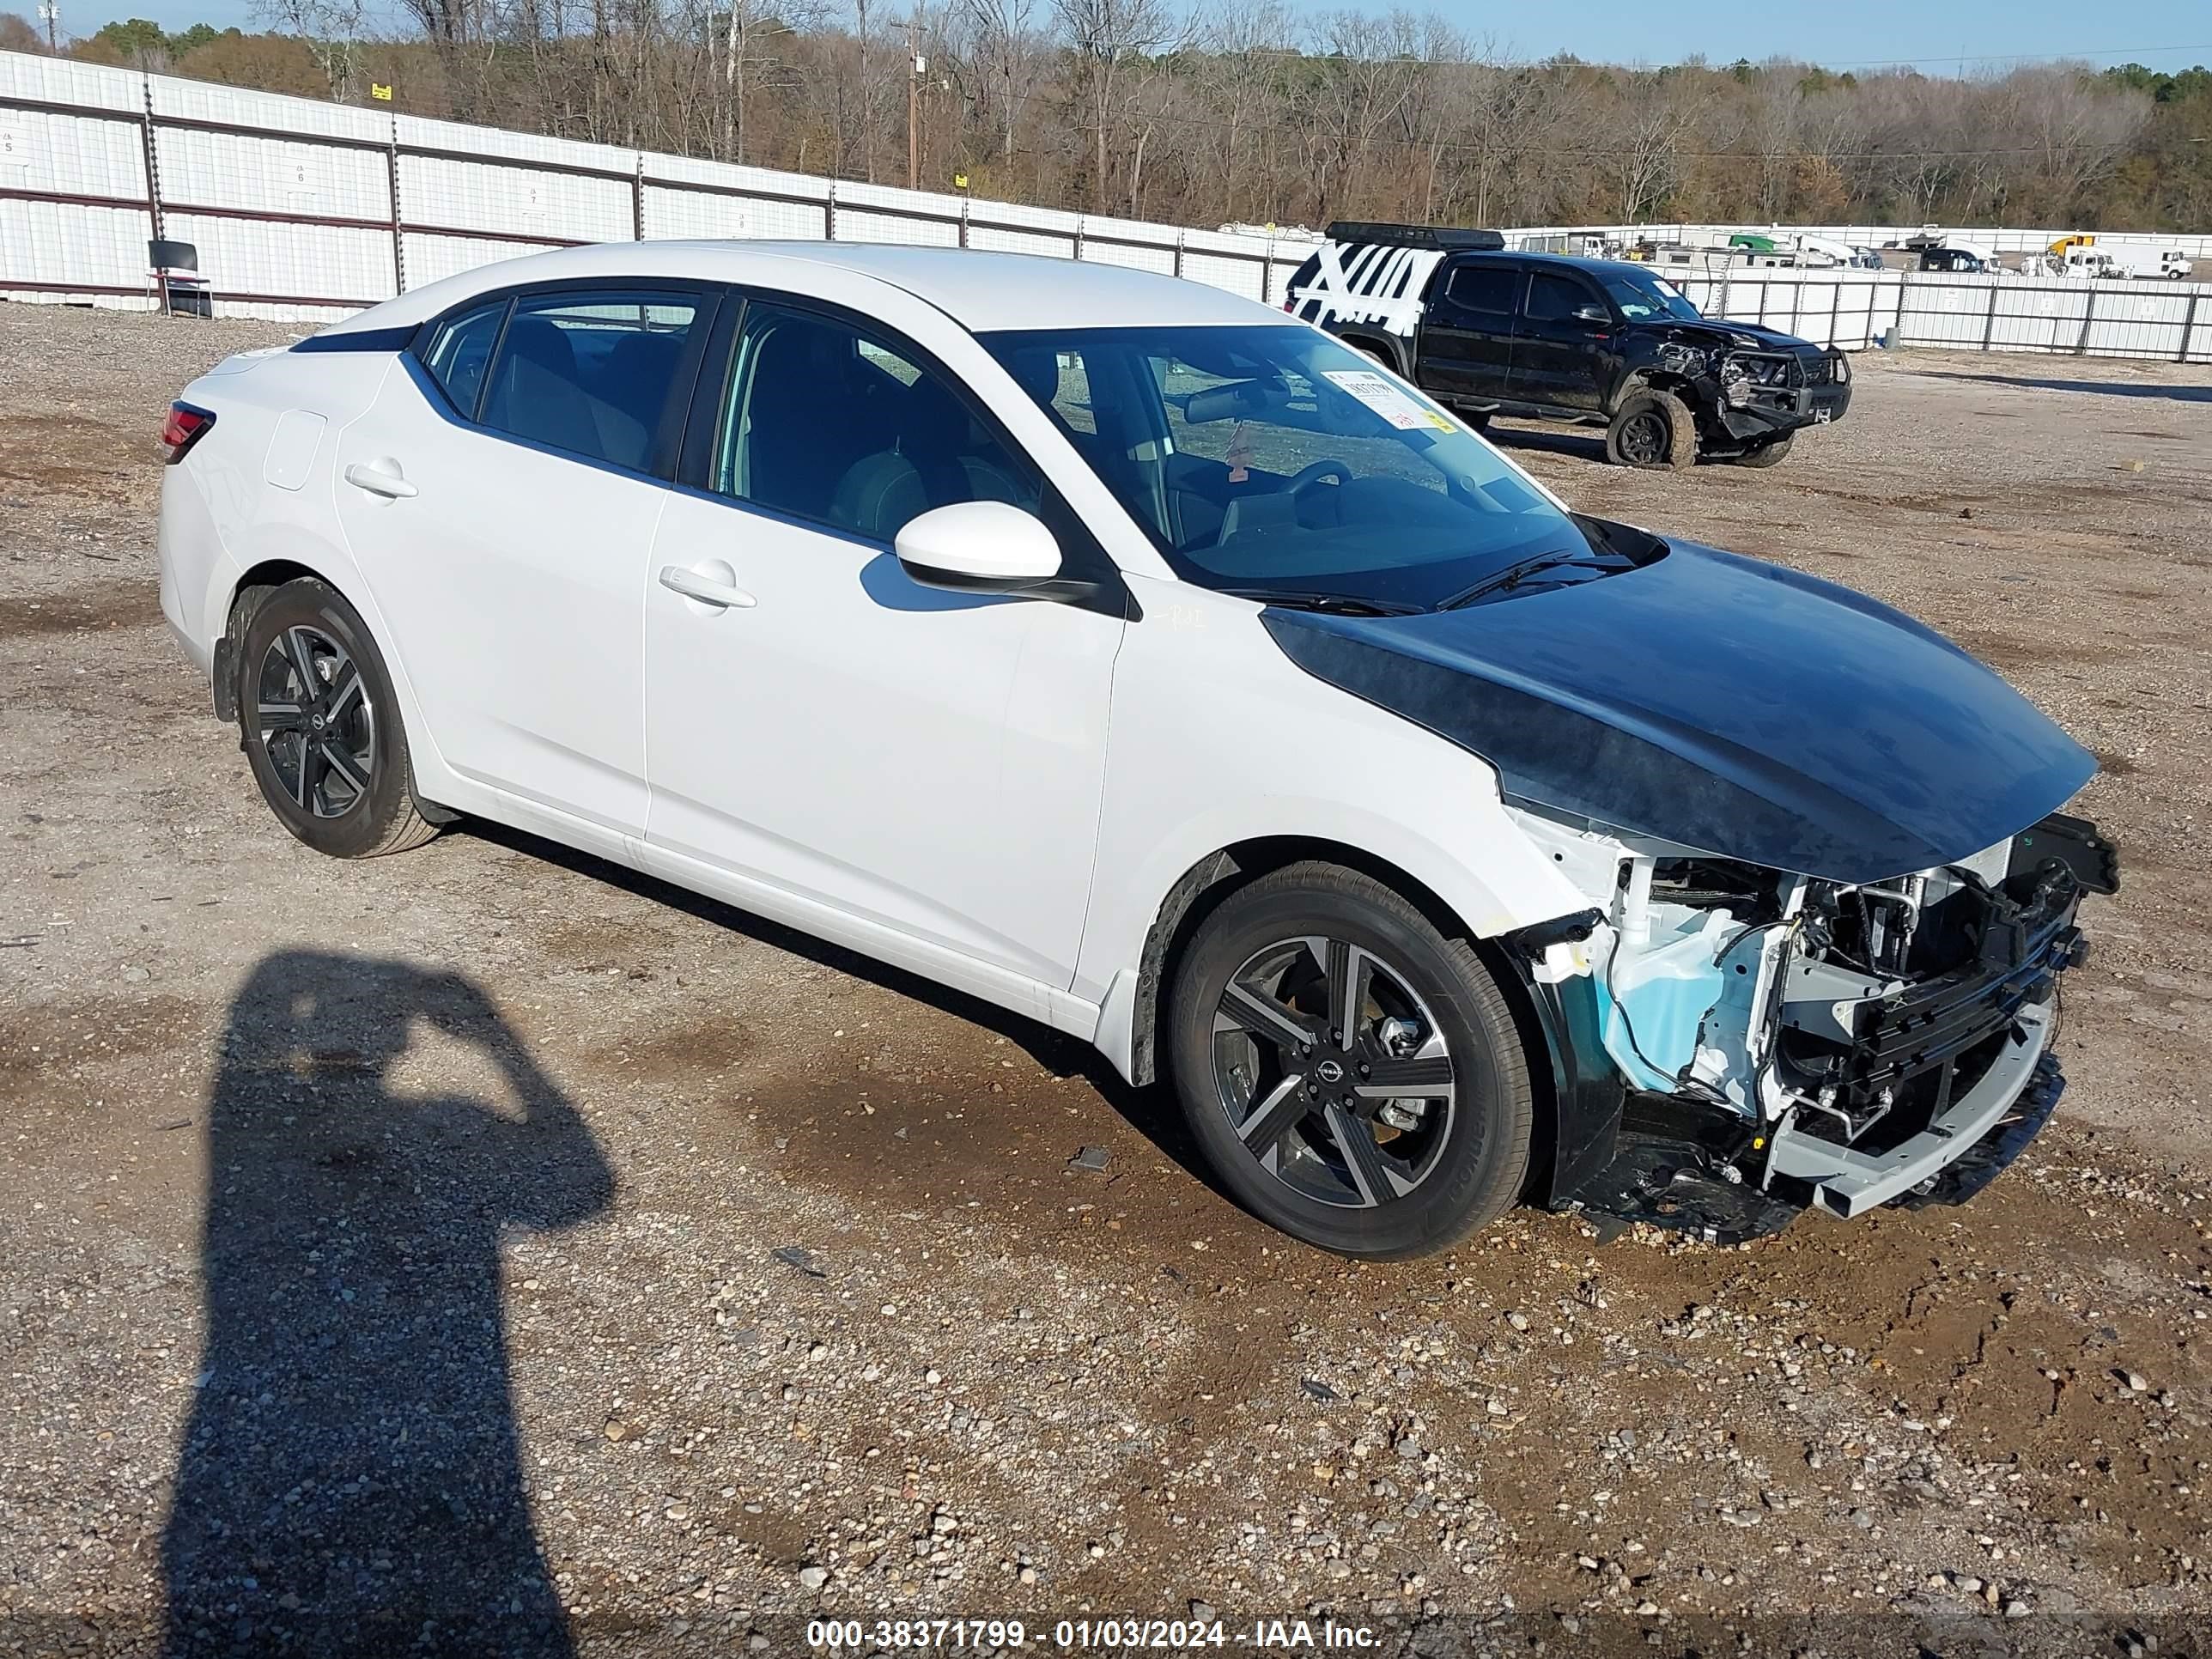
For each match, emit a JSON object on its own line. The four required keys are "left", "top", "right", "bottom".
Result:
{"left": 317, "top": 240, "right": 1283, "bottom": 338}
{"left": 1452, "top": 249, "right": 1656, "bottom": 283}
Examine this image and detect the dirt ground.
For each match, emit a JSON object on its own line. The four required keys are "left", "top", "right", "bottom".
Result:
{"left": 3, "top": 301, "right": 2210, "bottom": 1659}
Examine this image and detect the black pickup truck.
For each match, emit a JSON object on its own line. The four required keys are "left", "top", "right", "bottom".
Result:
{"left": 1284, "top": 222, "right": 1851, "bottom": 470}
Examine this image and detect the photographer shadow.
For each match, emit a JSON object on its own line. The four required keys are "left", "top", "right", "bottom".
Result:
{"left": 161, "top": 951, "right": 613, "bottom": 1658}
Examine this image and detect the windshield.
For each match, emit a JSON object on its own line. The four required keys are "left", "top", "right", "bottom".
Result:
{"left": 1599, "top": 270, "right": 1702, "bottom": 323}
{"left": 978, "top": 324, "right": 1577, "bottom": 611}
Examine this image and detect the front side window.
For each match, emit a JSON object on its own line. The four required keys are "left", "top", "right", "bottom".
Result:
{"left": 1525, "top": 271, "right": 1599, "bottom": 324}
{"left": 981, "top": 324, "right": 1576, "bottom": 612}
{"left": 1598, "top": 269, "right": 1701, "bottom": 323}
{"left": 710, "top": 302, "right": 1039, "bottom": 542}
{"left": 422, "top": 300, "right": 506, "bottom": 419}
{"left": 478, "top": 290, "right": 701, "bottom": 472}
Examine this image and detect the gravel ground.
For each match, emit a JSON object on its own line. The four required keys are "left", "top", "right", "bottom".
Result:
{"left": 3, "top": 301, "right": 2210, "bottom": 1659}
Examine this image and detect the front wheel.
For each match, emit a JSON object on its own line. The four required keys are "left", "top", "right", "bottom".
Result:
{"left": 233, "top": 578, "right": 441, "bottom": 859}
{"left": 1166, "top": 863, "right": 1534, "bottom": 1258}
{"left": 1606, "top": 388, "right": 1698, "bottom": 470}
{"left": 1729, "top": 433, "right": 1795, "bottom": 468}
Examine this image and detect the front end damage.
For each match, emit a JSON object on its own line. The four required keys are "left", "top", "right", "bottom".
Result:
{"left": 1255, "top": 532, "right": 2118, "bottom": 1242}
{"left": 1506, "top": 807, "right": 2118, "bottom": 1243}
{"left": 1654, "top": 334, "right": 1852, "bottom": 444}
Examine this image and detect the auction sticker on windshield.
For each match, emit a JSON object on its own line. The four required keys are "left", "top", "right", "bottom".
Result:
{"left": 1322, "top": 368, "right": 1455, "bottom": 432}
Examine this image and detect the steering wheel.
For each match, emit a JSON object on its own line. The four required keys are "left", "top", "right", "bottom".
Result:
{"left": 1285, "top": 458, "right": 1355, "bottom": 495}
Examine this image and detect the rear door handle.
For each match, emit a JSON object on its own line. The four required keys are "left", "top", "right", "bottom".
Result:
{"left": 658, "top": 562, "right": 757, "bottom": 610}
{"left": 344, "top": 461, "right": 417, "bottom": 499}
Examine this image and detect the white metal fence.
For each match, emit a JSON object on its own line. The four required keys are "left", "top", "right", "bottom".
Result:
{"left": 0, "top": 50, "right": 1312, "bottom": 323}
{"left": 5, "top": 47, "right": 2211, "bottom": 365}
{"left": 1672, "top": 267, "right": 2212, "bottom": 362}
{"left": 1516, "top": 220, "right": 2212, "bottom": 259}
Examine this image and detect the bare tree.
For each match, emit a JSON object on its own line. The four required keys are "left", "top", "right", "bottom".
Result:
{"left": 1052, "top": 0, "right": 1176, "bottom": 210}
{"left": 960, "top": 0, "right": 1046, "bottom": 161}
{"left": 256, "top": 0, "right": 370, "bottom": 99}
{"left": 268, "top": 0, "right": 2209, "bottom": 239}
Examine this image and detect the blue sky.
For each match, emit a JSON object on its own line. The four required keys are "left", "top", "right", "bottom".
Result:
{"left": 33, "top": 0, "right": 2212, "bottom": 75}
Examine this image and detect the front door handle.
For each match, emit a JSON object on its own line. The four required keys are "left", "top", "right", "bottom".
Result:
{"left": 658, "top": 562, "right": 757, "bottom": 610}
{"left": 344, "top": 460, "right": 417, "bottom": 499}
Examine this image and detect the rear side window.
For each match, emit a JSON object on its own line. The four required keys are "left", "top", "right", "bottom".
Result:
{"left": 478, "top": 291, "right": 702, "bottom": 473}
{"left": 422, "top": 301, "right": 506, "bottom": 418}
{"left": 1443, "top": 264, "right": 1518, "bottom": 315}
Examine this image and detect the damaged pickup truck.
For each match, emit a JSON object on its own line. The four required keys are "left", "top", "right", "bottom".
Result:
{"left": 1284, "top": 222, "right": 1850, "bottom": 469}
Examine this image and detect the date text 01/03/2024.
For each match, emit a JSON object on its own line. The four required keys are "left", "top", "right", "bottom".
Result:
{"left": 805, "top": 1617, "right": 1381, "bottom": 1650}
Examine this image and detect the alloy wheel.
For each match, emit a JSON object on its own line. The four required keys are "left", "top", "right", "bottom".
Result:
{"left": 1209, "top": 936, "right": 1457, "bottom": 1209}
{"left": 1619, "top": 409, "right": 1668, "bottom": 465}
{"left": 254, "top": 624, "right": 374, "bottom": 818}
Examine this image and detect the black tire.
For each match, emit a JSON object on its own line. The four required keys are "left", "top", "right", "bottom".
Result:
{"left": 1729, "top": 433, "right": 1794, "bottom": 468}
{"left": 1605, "top": 387, "right": 1698, "bottom": 470}
{"left": 1463, "top": 410, "right": 1494, "bottom": 433}
{"left": 232, "top": 578, "right": 441, "bottom": 860}
{"left": 1166, "top": 862, "right": 1534, "bottom": 1259}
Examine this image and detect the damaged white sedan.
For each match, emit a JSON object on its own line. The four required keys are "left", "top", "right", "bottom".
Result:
{"left": 155, "top": 242, "right": 2114, "bottom": 1258}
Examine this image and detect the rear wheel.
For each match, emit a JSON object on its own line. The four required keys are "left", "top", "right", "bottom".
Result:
{"left": 1166, "top": 863, "right": 1533, "bottom": 1258}
{"left": 233, "top": 578, "right": 440, "bottom": 860}
{"left": 1606, "top": 388, "right": 1698, "bottom": 470}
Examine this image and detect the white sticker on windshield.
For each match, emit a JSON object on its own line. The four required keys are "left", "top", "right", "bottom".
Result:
{"left": 1322, "top": 368, "right": 1455, "bottom": 431}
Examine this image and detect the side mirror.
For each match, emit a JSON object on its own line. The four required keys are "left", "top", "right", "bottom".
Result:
{"left": 895, "top": 501, "right": 1062, "bottom": 592}
{"left": 1571, "top": 304, "right": 1610, "bottom": 326}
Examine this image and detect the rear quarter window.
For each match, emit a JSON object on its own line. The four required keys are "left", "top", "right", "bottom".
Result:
{"left": 421, "top": 301, "right": 507, "bottom": 419}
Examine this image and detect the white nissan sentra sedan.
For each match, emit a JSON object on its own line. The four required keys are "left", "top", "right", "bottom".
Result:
{"left": 158, "top": 241, "right": 2116, "bottom": 1258}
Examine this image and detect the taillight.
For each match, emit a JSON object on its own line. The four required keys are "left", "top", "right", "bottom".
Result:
{"left": 161, "top": 402, "right": 214, "bottom": 465}
{"left": 1282, "top": 297, "right": 1296, "bottom": 313}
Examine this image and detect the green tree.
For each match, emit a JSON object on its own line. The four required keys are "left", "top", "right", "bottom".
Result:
{"left": 92, "top": 16, "right": 169, "bottom": 59}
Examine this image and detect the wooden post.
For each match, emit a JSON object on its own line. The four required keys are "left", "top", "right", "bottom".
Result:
{"left": 825, "top": 181, "right": 837, "bottom": 241}
{"left": 2075, "top": 286, "right": 2097, "bottom": 356}
{"left": 1980, "top": 277, "right": 1998, "bottom": 351}
{"left": 2182, "top": 289, "right": 2201, "bottom": 365}
{"left": 632, "top": 157, "right": 645, "bottom": 240}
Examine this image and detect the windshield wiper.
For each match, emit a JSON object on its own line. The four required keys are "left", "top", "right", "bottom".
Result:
{"left": 1219, "top": 588, "right": 1420, "bottom": 617}
{"left": 1438, "top": 552, "right": 1617, "bottom": 609}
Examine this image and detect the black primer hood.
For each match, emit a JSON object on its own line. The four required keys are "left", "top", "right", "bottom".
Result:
{"left": 1663, "top": 319, "right": 1822, "bottom": 355}
{"left": 1261, "top": 538, "right": 2094, "bottom": 884}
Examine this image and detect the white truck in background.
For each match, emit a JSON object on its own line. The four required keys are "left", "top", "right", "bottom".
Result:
{"left": 2033, "top": 236, "right": 2193, "bottom": 281}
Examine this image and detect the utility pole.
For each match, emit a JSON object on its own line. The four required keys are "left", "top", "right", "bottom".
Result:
{"left": 37, "top": 0, "right": 58, "bottom": 51}
{"left": 858, "top": 0, "right": 872, "bottom": 185}
{"left": 906, "top": 10, "right": 921, "bottom": 192}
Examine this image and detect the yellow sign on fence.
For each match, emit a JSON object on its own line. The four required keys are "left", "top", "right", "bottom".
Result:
{"left": 370, "top": 83, "right": 392, "bottom": 102}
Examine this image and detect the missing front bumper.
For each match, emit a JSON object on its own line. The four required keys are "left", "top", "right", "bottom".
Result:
{"left": 1765, "top": 1000, "right": 2059, "bottom": 1218}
